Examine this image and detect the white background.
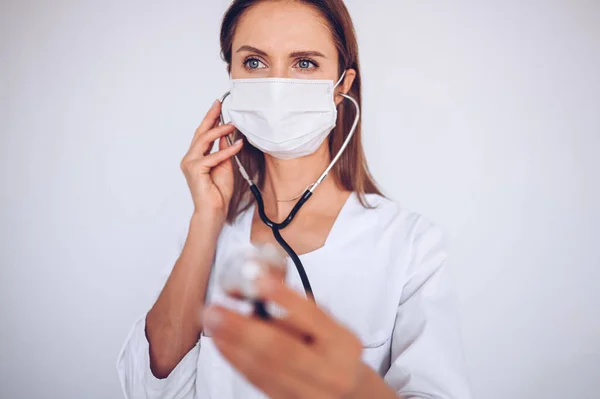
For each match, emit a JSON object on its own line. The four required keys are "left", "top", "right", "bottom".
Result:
{"left": 1, "top": 0, "right": 599, "bottom": 398}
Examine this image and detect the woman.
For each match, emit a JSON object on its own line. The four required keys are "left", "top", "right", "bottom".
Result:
{"left": 117, "top": 0, "right": 471, "bottom": 398}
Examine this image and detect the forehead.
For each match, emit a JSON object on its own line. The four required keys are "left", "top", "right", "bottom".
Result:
{"left": 232, "top": 1, "right": 337, "bottom": 55}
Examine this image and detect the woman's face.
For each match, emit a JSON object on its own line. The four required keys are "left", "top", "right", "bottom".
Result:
{"left": 230, "top": 1, "right": 342, "bottom": 84}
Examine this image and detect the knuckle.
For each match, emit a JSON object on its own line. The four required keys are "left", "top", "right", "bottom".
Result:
{"left": 181, "top": 158, "right": 198, "bottom": 171}
{"left": 196, "top": 134, "right": 209, "bottom": 145}
{"left": 180, "top": 159, "right": 190, "bottom": 171}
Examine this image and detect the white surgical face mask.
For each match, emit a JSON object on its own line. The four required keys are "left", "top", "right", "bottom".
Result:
{"left": 222, "top": 72, "right": 346, "bottom": 160}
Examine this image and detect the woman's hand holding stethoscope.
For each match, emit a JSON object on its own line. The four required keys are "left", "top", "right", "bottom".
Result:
{"left": 180, "top": 100, "right": 243, "bottom": 222}
{"left": 203, "top": 275, "right": 368, "bottom": 399}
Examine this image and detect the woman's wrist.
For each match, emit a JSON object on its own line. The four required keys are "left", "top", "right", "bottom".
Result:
{"left": 178, "top": 211, "right": 224, "bottom": 260}
{"left": 190, "top": 209, "right": 225, "bottom": 235}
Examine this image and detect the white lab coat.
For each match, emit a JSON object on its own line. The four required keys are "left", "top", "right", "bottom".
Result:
{"left": 117, "top": 193, "right": 472, "bottom": 398}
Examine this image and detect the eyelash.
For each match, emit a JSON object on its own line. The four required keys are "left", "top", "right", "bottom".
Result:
{"left": 295, "top": 58, "right": 319, "bottom": 70}
{"left": 242, "top": 57, "right": 319, "bottom": 71}
{"left": 243, "top": 57, "right": 266, "bottom": 71}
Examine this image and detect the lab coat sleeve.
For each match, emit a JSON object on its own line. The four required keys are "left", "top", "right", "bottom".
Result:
{"left": 116, "top": 315, "right": 201, "bottom": 399}
{"left": 116, "top": 226, "right": 206, "bottom": 399}
{"left": 384, "top": 218, "right": 472, "bottom": 399}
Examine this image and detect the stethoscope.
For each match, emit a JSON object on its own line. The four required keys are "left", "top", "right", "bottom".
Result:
{"left": 218, "top": 75, "right": 360, "bottom": 318}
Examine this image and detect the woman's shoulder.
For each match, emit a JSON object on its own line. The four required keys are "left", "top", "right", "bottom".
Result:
{"left": 357, "top": 193, "right": 444, "bottom": 248}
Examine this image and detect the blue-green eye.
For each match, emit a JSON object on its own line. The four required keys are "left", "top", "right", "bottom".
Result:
{"left": 244, "top": 58, "right": 266, "bottom": 70}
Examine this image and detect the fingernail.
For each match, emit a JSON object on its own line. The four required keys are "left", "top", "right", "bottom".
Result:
{"left": 214, "top": 99, "right": 220, "bottom": 106}
{"left": 203, "top": 307, "right": 222, "bottom": 335}
{"left": 234, "top": 138, "right": 243, "bottom": 145}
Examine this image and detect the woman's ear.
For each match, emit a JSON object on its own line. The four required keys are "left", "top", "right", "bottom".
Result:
{"left": 334, "top": 68, "right": 357, "bottom": 105}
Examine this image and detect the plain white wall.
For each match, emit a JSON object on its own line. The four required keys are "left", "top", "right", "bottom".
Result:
{"left": 1, "top": 0, "right": 599, "bottom": 398}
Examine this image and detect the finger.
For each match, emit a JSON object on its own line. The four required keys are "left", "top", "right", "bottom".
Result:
{"left": 213, "top": 337, "right": 316, "bottom": 399}
{"left": 186, "top": 124, "right": 236, "bottom": 158}
{"left": 200, "top": 118, "right": 223, "bottom": 156}
{"left": 218, "top": 129, "right": 238, "bottom": 151}
{"left": 190, "top": 100, "right": 223, "bottom": 145}
{"left": 219, "top": 133, "right": 229, "bottom": 150}
{"left": 205, "top": 306, "right": 329, "bottom": 384}
{"left": 198, "top": 122, "right": 235, "bottom": 157}
{"left": 197, "top": 138, "right": 243, "bottom": 169}
{"left": 209, "top": 307, "right": 348, "bottom": 396}
{"left": 257, "top": 277, "right": 334, "bottom": 342}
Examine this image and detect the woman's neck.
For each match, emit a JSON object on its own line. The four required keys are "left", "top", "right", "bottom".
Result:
{"left": 260, "top": 144, "right": 340, "bottom": 220}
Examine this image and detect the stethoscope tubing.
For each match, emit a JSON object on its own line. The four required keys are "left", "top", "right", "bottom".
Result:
{"left": 217, "top": 87, "right": 360, "bottom": 315}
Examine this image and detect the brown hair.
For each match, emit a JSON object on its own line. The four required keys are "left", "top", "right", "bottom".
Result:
{"left": 220, "top": 0, "right": 382, "bottom": 223}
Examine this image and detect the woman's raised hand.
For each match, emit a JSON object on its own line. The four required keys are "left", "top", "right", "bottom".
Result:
{"left": 180, "top": 100, "right": 243, "bottom": 222}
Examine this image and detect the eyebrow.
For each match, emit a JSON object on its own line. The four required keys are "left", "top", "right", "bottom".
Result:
{"left": 236, "top": 45, "right": 268, "bottom": 57}
{"left": 290, "top": 50, "right": 326, "bottom": 59}
{"left": 236, "top": 45, "right": 326, "bottom": 59}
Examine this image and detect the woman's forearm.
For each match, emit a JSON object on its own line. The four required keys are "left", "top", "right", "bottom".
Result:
{"left": 145, "top": 211, "right": 222, "bottom": 378}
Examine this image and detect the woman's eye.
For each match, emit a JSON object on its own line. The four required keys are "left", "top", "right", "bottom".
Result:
{"left": 244, "top": 58, "right": 266, "bottom": 70}
{"left": 296, "top": 59, "right": 317, "bottom": 70}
